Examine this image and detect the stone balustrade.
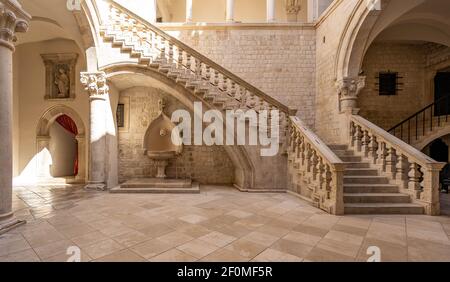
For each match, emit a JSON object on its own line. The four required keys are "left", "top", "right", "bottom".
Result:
{"left": 288, "top": 117, "right": 346, "bottom": 215}
{"left": 103, "top": 1, "right": 296, "bottom": 117}
{"left": 349, "top": 115, "right": 445, "bottom": 215}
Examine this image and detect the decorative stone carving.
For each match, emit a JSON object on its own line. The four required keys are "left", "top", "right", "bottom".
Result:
{"left": 0, "top": 0, "right": 31, "bottom": 51}
{"left": 285, "top": 0, "right": 301, "bottom": 22}
{"left": 80, "top": 71, "right": 109, "bottom": 99}
{"left": 336, "top": 76, "right": 366, "bottom": 113}
{"left": 41, "top": 53, "right": 78, "bottom": 100}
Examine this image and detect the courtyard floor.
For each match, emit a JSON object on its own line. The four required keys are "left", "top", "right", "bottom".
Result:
{"left": 1, "top": 185, "right": 450, "bottom": 262}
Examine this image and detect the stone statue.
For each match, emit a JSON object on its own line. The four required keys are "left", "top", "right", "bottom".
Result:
{"left": 55, "top": 68, "right": 70, "bottom": 97}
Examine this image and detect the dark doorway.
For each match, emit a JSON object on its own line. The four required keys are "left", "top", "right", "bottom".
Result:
{"left": 430, "top": 139, "right": 449, "bottom": 163}
{"left": 434, "top": 72, "right": 450, "bottom": 116}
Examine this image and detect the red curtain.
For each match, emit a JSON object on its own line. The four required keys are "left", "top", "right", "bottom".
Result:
{"left": 55, "top": 114, "right": 79, "bottom": 176}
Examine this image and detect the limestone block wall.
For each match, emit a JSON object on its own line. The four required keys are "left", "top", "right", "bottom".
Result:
{"left": 358, "top": 42, "right": 450, "bottom": 131}
{"left": 163, "top": 25, "right": 317, "bottom": 127}
{"left": 314, "top": 0, "right": 361, "bottom": 144}
{"left": 358, "top": 42, "right": 429, "bottom": 130}
{"left": 118, "top": 87, "right": 235, "bottom": 184}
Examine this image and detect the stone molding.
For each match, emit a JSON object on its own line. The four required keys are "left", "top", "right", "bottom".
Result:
{"left": 336, "top": 76, "right": 366, "bottom": 112}
{"left": 0, "top": 0, "right": 31, "bottom": 51}
{"left": 80, "top": 71, "right": 109, "bottom": 99}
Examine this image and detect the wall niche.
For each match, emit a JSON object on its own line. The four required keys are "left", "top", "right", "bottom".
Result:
{"left": 41, "top": 53, "right": 78, "bottom": 100}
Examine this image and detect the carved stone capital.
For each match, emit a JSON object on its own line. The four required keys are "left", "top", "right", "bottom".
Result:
{"left": 80, "top": 72, "right": 109, "bottom": 99}
{"left": 336, "top": 76, "right": 366, "bottom": 112}
{"left": 0, "top": 0, "right": 31, "bottom": 51}
{"left": 285, "top": 0, "right": 301, "bottom": 22}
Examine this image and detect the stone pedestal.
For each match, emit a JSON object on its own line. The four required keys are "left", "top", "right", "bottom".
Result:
{"left": 0, "top": 0, "right": 31, "bottom": 233}
{"left": 80, "top": 72, "right": 109, "bottom": 190}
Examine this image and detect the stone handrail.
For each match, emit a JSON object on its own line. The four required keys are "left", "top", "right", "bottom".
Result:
{"left": 103, "top": 0, "right": 296, "bottom": 116}
{"left": 288, "top": 116, "right": 345, "bottom": 215}
{"left": 349, "top": 115, "right": 445, "bottom": 215}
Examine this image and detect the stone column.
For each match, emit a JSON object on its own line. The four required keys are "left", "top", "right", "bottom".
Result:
{"left": 0, "top": 0, "right": 31, "bottom": 233}
{"left": 286, "top": 0, "right": 301, "bottom": 22}
{"left": 80, "top": 72, "right": 109, "bottom": 190}
{"left": 336, "top": 76, "right": 366, "bottom": 114}
{"left": 149, "top": 0, "right": 157, "bottom": 23}
{"left": 186, "top": 0, "right": 193, "bottom": 22}
{"left": 267, "top": 0, "right": 276, "bottom": 22}
{"left": 226, "top": 0, "right": 235, "bottom": 22}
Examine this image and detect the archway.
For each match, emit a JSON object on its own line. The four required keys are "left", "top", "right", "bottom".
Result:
{"left": 36, "top": 105, "right": 86, "bottom": 184}
{"left": 103, "top": 65, "right": 256, "bottom": 190}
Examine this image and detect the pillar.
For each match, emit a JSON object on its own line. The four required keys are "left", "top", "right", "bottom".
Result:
{"left": 286, "top": 0, "right": 301, "bottom": 22}
{"left": 149, "top": 0, "right": 157, "bottom": 23}
{"left": 266, "top": 0, "right": 276, "bottom": 22}
{"left": 0, "top": 0, "right": 31, "bottom": 233}
{"left": 186, "top": 0, "right": 193, "bottom": 22}
{"left": 80, "top": 72, "right": 109, "bottom": 190}
{"left": 336, "top": 76, "right": 366, "bottom": 114}
{"left": 226, "top": 0, "right": 235, "bottom": 22}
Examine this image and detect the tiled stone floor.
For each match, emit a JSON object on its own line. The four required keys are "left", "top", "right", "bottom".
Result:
{"left": 1, "top": 185, "right": 450, "bottom": 262}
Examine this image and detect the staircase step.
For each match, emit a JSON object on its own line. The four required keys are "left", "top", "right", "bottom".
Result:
{"left": 340, "top": 156, "right": 363, "bottom": 162}
{"left": 328, "top": 144, "right": 348, "bottom": 150}
{"left": 344, "top": 193, "right": 411, "bottom": 204}
{"left": 344, "top": 168, "right": 379, "bottom": 176}
{"left": 332, "top": 150, "right": 356, "bottom": 157}
{"left": 344, "top": 184, "right": 399, "bottom": 193}
{"left": 344, "top": 203, "right": 424, "bottom": 214}
{"left": 344, "top": 162, "right": 371, "bottom": 169}
{"left": 344, "top": 176, "right": 389, "bottom": 184}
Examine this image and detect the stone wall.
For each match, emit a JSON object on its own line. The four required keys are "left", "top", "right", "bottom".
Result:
{"left": 358, "top": 42, "right": 450, "bottom": 131}
{"left": 164, "top": 26, "right": 317, "bottom": 127}
{"left": 118, "top": 87, "right": 235, "bottom": 184}
{"left": 358, "top": 42, "right": 429, "bottom": 130}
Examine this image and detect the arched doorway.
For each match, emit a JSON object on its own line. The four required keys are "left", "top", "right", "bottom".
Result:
{"left": 36, "top": 105, "right": 86, "bottom": 184}
{"left": 49, "top": 115, "right": 79, "bottom": 178}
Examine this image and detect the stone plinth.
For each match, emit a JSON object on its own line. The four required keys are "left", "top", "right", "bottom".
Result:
{"left": 110, "top": 178, "right": 200, "bottom": 194}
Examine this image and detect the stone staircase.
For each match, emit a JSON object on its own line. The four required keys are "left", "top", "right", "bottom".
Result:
{"left": 99, "top": 2, "right": 294, "bottom": 117}
{"left": 329, "top": 145, "right": 425, "bottom": 214}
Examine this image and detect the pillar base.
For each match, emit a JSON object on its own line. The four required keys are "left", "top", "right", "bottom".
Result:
{"left": 0, "top": 215, "right": 26, "bottom": 236}
{"left": 85, "top": 182, "right": 106, "bottom": 191}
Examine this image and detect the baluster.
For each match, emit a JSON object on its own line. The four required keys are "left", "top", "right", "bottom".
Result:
{"left": 222, "top": 76, "right": 228, "bottom": 92}
{"left": 350, "top": 122, "right": 356, "bottom": 148}
{"left": 160, "top": 36, "right": 166, "bottom": 60}
{"left": 408, "top": 163, "right": 422, "bottom": 199}
{"left": 186, "top": 54, "right": 192, "bottom": 74}
{"left": 213, "top": 70, "right": 219, "bottom": 86}
{"left": 317, "top": 157, "right": 324, "bottom": 190}
{"left": 168, "top": 42, "right": 174, "bottom": 62}
{"left": 354, "top": 125, "right": 363, "bottom": 152}
{"left": 205, "top": 65, "right": 211, "bottom": 82}
{"left": 368, "top": 134, "right": 378, "bottom": 165}
{"left": 178, "top": 48, "right": 183, "bottom": 67}
{"left": 361, "top": 130, "right": 370, "bottom": 157}
{"left": 396, "top": 154, "right": 409, "bottom": 190}
{"left": 300, "top": 138, "right": 306, "bottom": 166}
{"left": 305, "top": 145, "right": 313, "bottom": 173}
{"left": 385, "top": 146, "right": 397, "bottom": 179}
{"left": 325, "top": 164, "right": 332, "bottom": 199}
{"left": 230, "top": 81, "right": 237, "bottom": 97}
{"left": 378, "top": 142, "right": 387, "bottom": 171}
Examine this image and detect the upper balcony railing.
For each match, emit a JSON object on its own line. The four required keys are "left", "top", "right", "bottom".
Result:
{"left": 110, "top": 0, "right": 334, "bottom": 25}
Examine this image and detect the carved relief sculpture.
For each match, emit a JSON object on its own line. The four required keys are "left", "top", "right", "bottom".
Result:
{"left": 41, "top": 53, "right": 78, "bottom": 99}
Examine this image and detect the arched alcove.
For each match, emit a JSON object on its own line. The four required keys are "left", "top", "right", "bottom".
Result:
{"left": 36, "top": 105, "right": 86, "bottom": 183}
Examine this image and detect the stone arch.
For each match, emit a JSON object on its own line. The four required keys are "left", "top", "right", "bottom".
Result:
{"left": 415, "top": 126, "right": 450, "bottom": 152}
{"left": 102, "top": 63, "right": 256, "bottom": 190}
{"left": 335, "top": 0, "right": 428, "bottom": 80}
{"left": 36, "top": 105, "right": 86, "bottom": 183}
